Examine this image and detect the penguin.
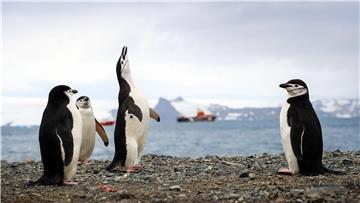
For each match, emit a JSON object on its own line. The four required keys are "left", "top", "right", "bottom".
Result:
{"left": 76, "top": 96, "right": 109, "bottom": 164}
{"left": 106, "top": 46, "right": 160, "bottom": 173}
{"left": 278, "top": 79, "right": 326, "bottom": 175}
{"left": 35, "top": 85, "right": 82, "bottom": 185}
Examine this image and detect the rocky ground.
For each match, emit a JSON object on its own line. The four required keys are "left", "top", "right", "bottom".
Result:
{"left": 1, "top": 151, "right": 359, "bottom": 203}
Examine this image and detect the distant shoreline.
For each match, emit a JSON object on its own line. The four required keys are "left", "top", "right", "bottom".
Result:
{"left": 0, "top": 150, "right": 358, "bottom": 162}
{"left": 2, "top": 151, "right": 359, "bottom": 202}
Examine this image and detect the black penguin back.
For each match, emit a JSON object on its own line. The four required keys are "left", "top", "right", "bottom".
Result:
{"left": 37, "top": 85, "right": 74, "bottom": 185}
{"left": 287, "top": 95, "right": 324, "bottom": 175}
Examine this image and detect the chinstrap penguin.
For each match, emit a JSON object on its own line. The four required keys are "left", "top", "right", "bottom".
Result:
{"left": 76, "top": 96, "right": 109, "bottom": 164}
{"left": 106, "top": 46, "right": 160, "bottom": 173}
{"left": 278, "top": 79, "right": 341, "bottom": 175}
{"left": 33, "top": 85, "right": 82, "bottom": 185}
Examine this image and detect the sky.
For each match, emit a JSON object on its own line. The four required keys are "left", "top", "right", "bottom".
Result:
{"left": 1, "top": 2, "right": 359, "bottom": 124}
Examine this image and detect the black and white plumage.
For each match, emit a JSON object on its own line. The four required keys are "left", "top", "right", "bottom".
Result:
{"left": 106, "top": 46, "right": 160, "bottom": 173}
{"left": 76, "top": 96, "right": 109, "bottom": 164}
{"left": 279, "top": 79, "right": 326, "bottom": 175}
{"left": 35, "top": 85, "right": 82, "bottom": 185}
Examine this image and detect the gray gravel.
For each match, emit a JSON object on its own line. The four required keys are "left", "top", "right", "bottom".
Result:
{"left": 1, "top": 150, "right": 359, "bottom": 202}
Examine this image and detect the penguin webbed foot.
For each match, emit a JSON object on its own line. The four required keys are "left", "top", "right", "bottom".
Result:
{"left": 29, "top": 175, "right": 63, "bottom": 186}
{"left": 105, "top": 163, "right": 117, "bottom": 172}
{"left": 63, "top": 179, "right": 79, "bottom": 186}
{"left": 277, "top": 168, "right": 293, "bottom": 175}
{"left": 28, "top": 180, "right": 40, "bottom": 186}
{"left": 126, "top": 163, "right": 143, "bottom": 173}
{"left": 323, "top": 168, "right": 346, "bottom": 176}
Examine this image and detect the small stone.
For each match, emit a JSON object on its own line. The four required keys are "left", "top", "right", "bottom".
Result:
{"left": 212, "top": 195, "right": 219, "bottom": 201}
{"left": 169, "top": 185, "right": 181, "bottom": 191}
{"left": 224, "top": 193, "right": 240, "bottom": 199}
{"left": 268, "top": 191, "right": 278, "bottom": 199}
{"left": 114, "top": 176, "right": 122, "bottom": 181}
{"left": 177, "top": 194, "right": 186, "bottom": 198}
{"left": 249, "top": 173, "right": 256, "bottom": 179}
{"left": 261, "top": 191, "right": 270, "bottom": 197}
{"left": 304, "top": 188, "right": 323, "bottom": 199}
{"left": 291, "top": 189, "right": 304, "bottom": 194}
{"left": 239, "top": 172, "right": 249, "bottom": 178}
{"left": 275, "top": 195, "right": 286, "bottom": 203}
{"left": 342, "top": 159, "right": 353, "bottom": 165}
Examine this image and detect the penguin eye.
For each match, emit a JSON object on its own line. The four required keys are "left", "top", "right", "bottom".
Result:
{"left": 295, "top": 85, "right": 299, "bottom": 87}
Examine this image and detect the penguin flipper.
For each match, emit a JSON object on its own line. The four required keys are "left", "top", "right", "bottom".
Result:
{"left": 56, "top": 126, "right": 74, "bottom": 166}
{"left": 95, "top": 119, "right": 109, "bottom": 146}
{"left": 290, "top": 122, "right": 305, "bottom": 161}
{"left": 149, "top": 108, "right": 160, "bottom": 122}
{"left": 126, "top": 99, "right": 143, "bottom": 122}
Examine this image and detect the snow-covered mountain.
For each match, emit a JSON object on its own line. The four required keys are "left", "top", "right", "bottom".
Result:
{"left": 154, "top": 97, "right": 360, "bottom": 122}
{"left": 312, "top": 99, "right": 360, "bottom": 118}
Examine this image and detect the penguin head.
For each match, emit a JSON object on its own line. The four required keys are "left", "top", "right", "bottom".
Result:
{"left": 116, "top": 46, "right": 130, "bottom": 76}
{"left": 48, "top": 85, "right": 78, "bottom": 104}
{"left": 76, "top": 96, "right": 91, "bottom": 109}
{"left": 279, "top": 79, "right": 309, "bottom": 98}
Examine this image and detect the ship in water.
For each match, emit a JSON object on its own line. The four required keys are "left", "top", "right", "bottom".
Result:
{"left": 177, "top": 110, "right": 216, "bottom": 122}
{"left": 99, "top": 120, "right": 115, "bottom": 126}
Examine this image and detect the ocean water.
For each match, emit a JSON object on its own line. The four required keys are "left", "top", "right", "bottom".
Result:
{"left": 1, "top": 118, "right": 359, "bottom": 161}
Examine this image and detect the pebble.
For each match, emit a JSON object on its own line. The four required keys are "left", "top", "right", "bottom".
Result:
{"left": 291, "top": 189, "right": 304, "bottom": 194}
{"left": 212, "top": 195, "right": 219, "bottom": 201}
{"left": 239, "top": 172, "right": 249, "bottom": 178}
{"left": 223, "top": 193, "right": 241, "bottom": 199}
{"left": 248, "top": 173, "right": 256, "bottom": 179}
{"left": 342, "top": 158, "right": 353, "bottom": 165}
{"left": 169, "top": 185, "right": 181, "bottom": 191}
{"left": 177, "top": 194, "right": 186, "bottom": 198}
{"left": 1, "top": 152, "right": 359, "bottom": 202}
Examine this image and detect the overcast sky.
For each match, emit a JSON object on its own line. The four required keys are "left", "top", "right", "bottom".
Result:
{"left": 2, "top": 2, "right": 359, "bottom": 105}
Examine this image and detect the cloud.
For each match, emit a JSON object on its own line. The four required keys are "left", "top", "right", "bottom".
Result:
{"left": 2, "top": 2, "right": 359, "bottom": 101}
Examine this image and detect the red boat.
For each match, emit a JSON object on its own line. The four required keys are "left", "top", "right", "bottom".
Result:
{"left": 99, "top": 120, "right": 115, "bottom": 126}
{"left": 177, "top": 110, "right": 216, "bottom": 122}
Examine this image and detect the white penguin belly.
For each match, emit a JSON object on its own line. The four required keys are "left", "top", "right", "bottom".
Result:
{"left": 123, "top": 88, "right": 150, "bottom": 167}
{"left": 79, "top": 109, "right": 96, "bottom": 161}
{"left": 280, "top": 101, "right": 299, "bottom": 174}
{"left": 63, "top": 100, "right": 83, "bottom": 180}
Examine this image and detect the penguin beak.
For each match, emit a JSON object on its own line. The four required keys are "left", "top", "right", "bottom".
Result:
{"left": 279, "top": 83, "right": 292, "bottom": 88}
{"left": 71, "top": 89, "right": 78, "bottom": 94}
